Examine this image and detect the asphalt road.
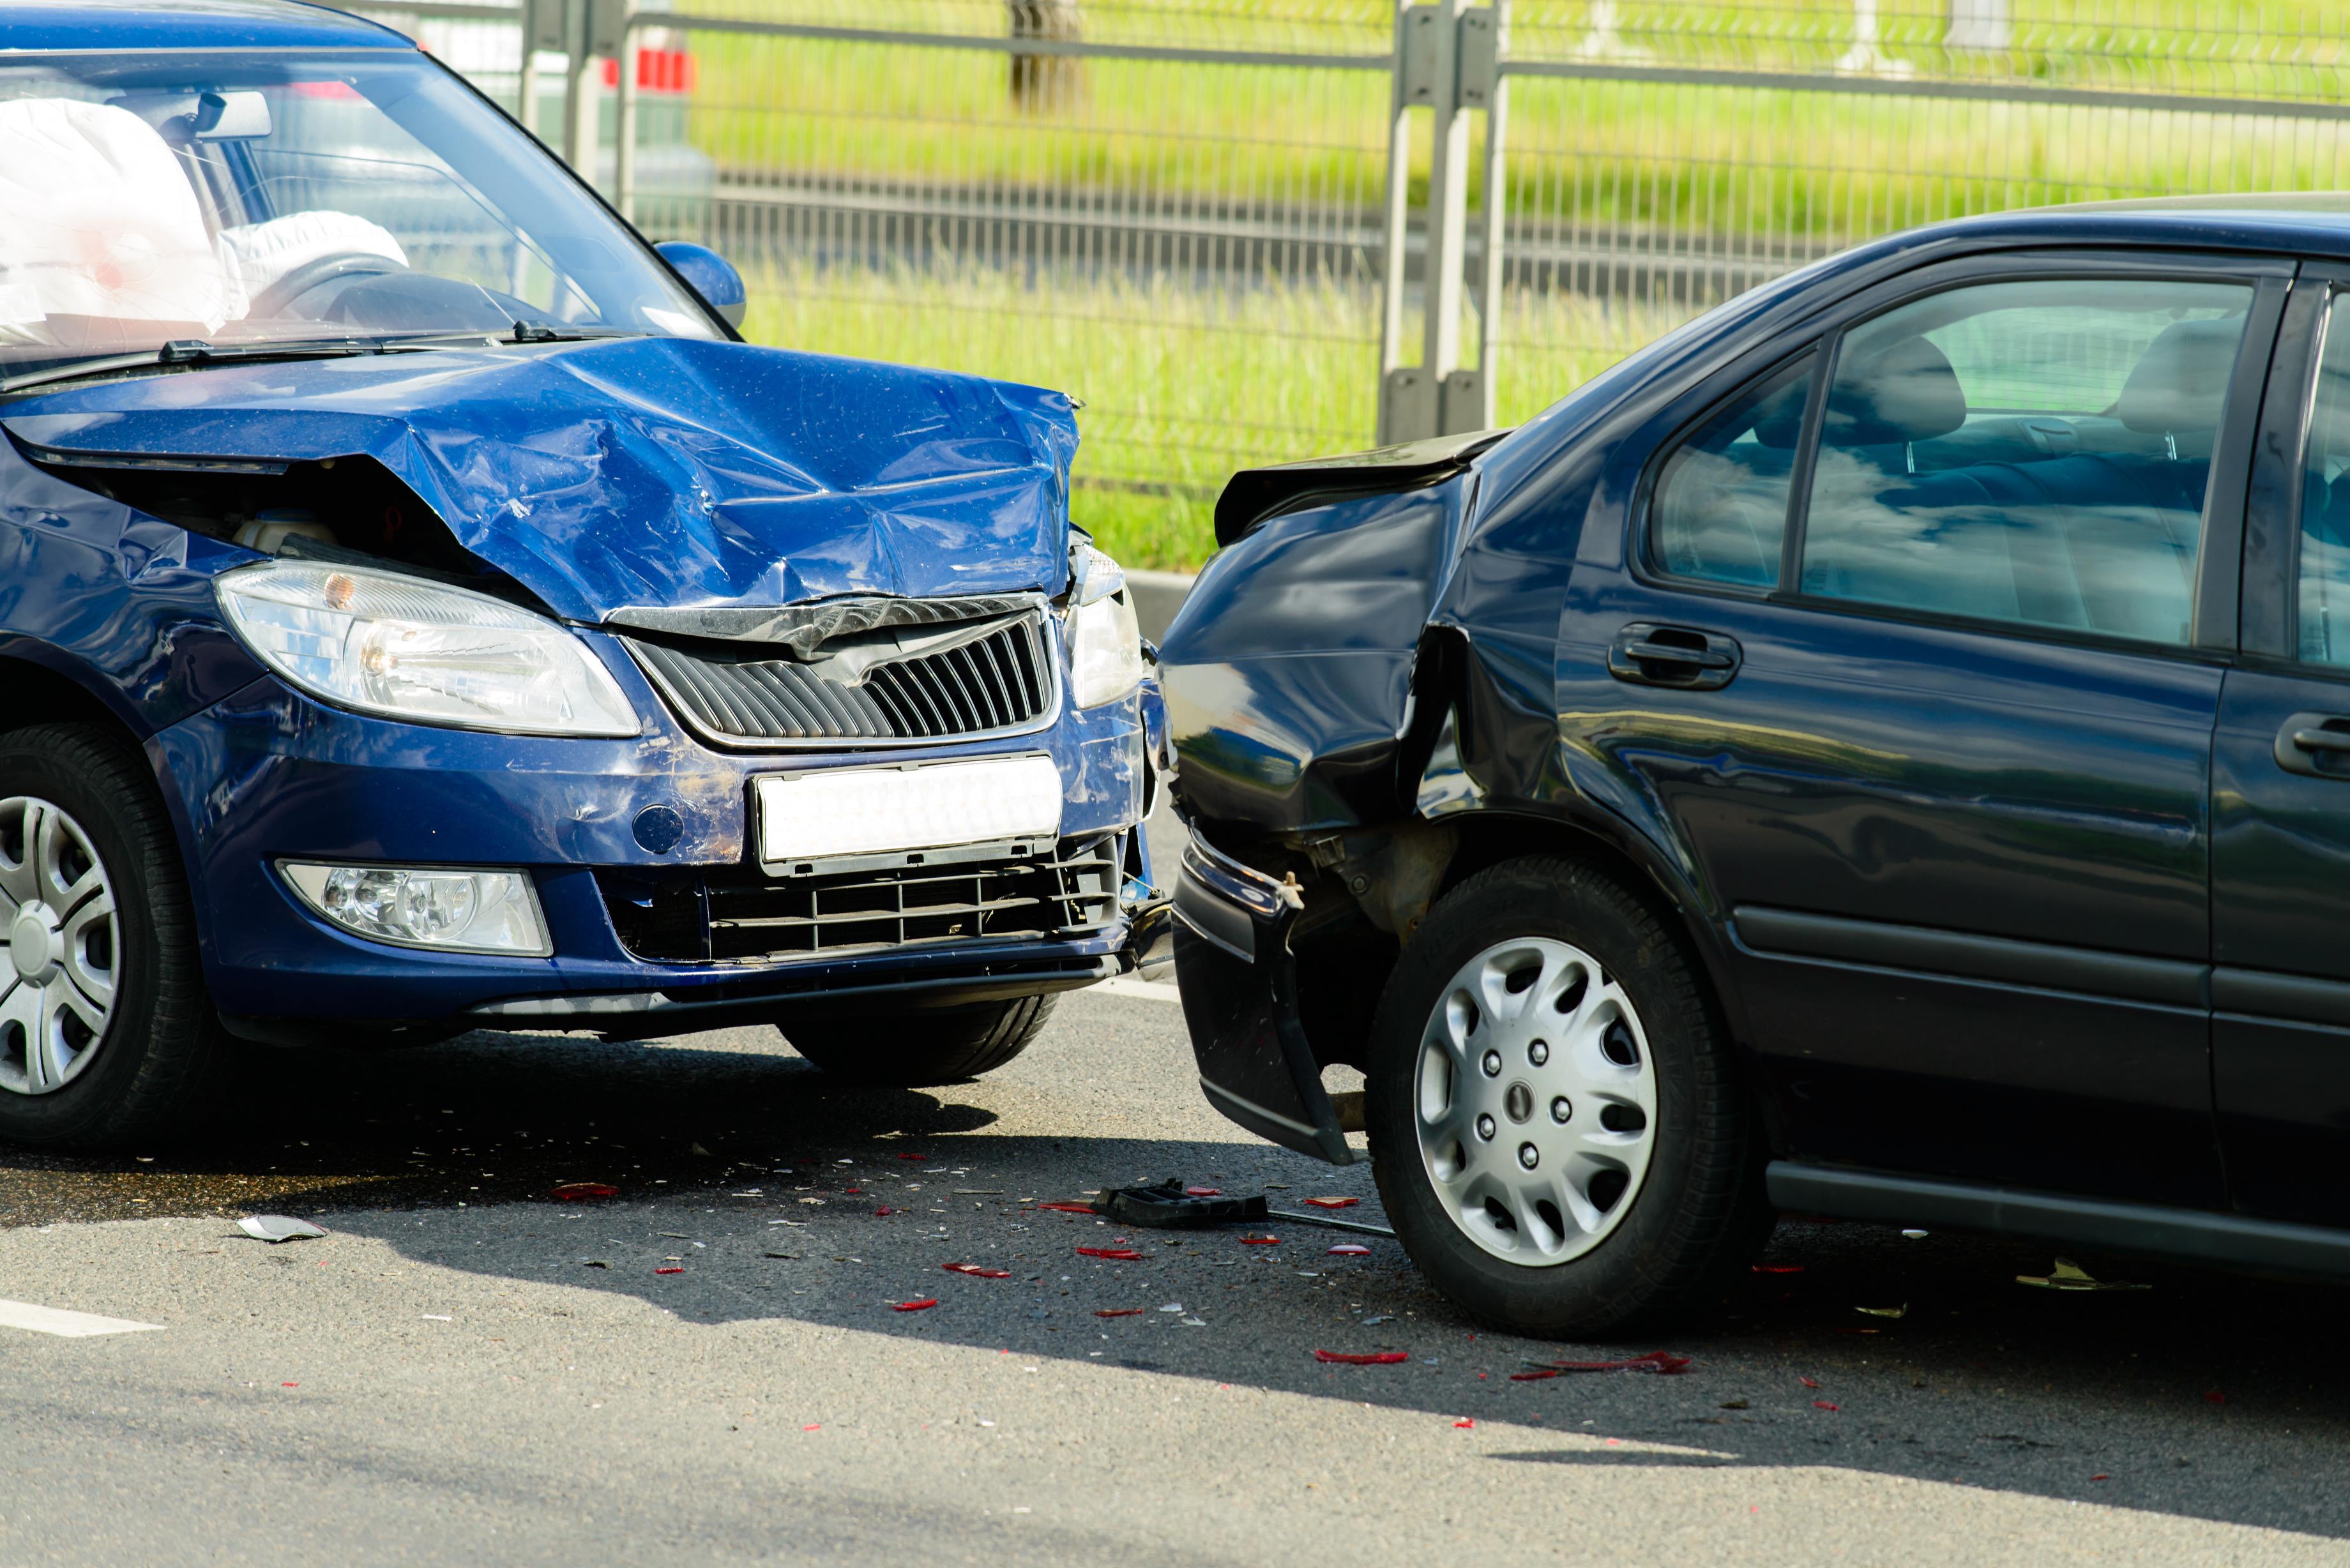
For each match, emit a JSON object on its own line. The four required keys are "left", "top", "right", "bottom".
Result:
{"left": 3, "top": 987, "right": 2347, "bottom": 1567}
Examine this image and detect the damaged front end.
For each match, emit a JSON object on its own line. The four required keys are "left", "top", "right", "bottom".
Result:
{"left": 1162, "top": 432, "right": 1510, "bottom": 1163}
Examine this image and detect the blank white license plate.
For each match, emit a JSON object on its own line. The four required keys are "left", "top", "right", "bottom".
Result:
{"left": 754, "top": 754, "right": 1064, "bottom": 867}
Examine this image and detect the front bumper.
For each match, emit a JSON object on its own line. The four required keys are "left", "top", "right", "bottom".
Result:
{"left": 1172, "top": 827, "right": 1357, "bottom": 1165}
{"left": 151, "top": 655, "right": 1165, "bottom": 1036}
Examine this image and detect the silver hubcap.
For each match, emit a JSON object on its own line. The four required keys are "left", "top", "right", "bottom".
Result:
{"left": 1413, "top": 937, "right": 1658, "bottom": 1267}
{"left": 0, "top": 798, "right": 120, "bottom": 1096}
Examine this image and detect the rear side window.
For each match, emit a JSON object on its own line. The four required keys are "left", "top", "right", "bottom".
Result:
{"left": 1647, "top": 352, "right": 1815, "bottom": 589}
{"left": 1799, "top": 278, "right": 2252, "bottom": 645}
{"left": 2298, "top": 295, "right": 2350, "bottom": 667}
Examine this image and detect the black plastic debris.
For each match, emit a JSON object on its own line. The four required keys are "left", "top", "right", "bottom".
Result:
{"left": 1098, "top": 1179, "right": 1269, "bottom": 1229}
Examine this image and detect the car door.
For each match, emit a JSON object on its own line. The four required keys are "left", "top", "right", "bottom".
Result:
{"left": 1556, "top": 251, "right": 2289, "bottom": 1205}
{"left": 2213, "top": 265, "right": 2350, "bottom": 1228}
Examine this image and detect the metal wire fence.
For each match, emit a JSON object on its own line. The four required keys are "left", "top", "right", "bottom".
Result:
{"left": 361, "top": 0, "right": 2350, "bottom": 566}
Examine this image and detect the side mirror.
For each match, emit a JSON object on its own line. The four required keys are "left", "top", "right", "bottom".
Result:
{"left": 655, "top": 241, "right": 746, "bottom": 330}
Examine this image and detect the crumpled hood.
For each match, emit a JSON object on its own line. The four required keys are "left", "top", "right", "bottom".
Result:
{"left": 1, "top": 335, "right": 1079, "bottom": 622}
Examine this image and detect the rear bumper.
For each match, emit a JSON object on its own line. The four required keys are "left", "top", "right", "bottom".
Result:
{"left": 1171, "top": 827, "right": 1356, "bottom": 1165}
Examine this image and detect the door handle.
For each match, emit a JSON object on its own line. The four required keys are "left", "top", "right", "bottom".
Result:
{"left": 1607, "top": 622, "right": 1743, "bottom": 691}
{"left": 2275, "top": 711, "right": 2350, "bottom": 777}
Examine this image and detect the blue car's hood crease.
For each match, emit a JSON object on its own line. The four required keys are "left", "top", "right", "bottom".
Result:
{"left": 1, "top": 336, "right": 1079, "bottom": 623}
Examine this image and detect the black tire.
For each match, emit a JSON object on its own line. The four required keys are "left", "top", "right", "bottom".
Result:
{"left": 1365, "top": 855, "right": 1768, "bottom": 1338}
{"left": 0, "top": 723, "right": 229, "bottom": 1149}
{"left": 782, "top": 993, "right": 1056, "bottom": 1085}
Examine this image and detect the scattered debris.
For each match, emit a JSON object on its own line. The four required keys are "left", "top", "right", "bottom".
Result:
{"left": 2204, "top": 1391, "right": 2228, "bottom": 1405}
{"left": 943, "top": 1263, "right": 1013, "bottom": 1278}
{"left": 580, "top": 1260, "right": 610, "bottom": 1269}
{"left": 1453, "top": 1419, "right": 1474, "bottom": 1429}
{"left": 1720, "top": 1399, "right": 1750, "bottom": 1410}
{"left": 1525, "top": 1351, "right": 1692, "bottom": 1375}
{"left": 236, "top": 1216, "right": 326, "bottom": 1244}
{"left": 1328, "top": 1244, "right": 1371, "bottom": 1256}
{"left": 1752, "top": 1263, "right": 1804, "bottom": 1274}
{"left": 550, "top": 1182, "right": 619, "bottom": 1202}
{"left": 2017, "top": 1258, "right": 2151, "bottom": 1292}
{"left": 1303, "top": 1197, "right": 1360, "bottom": 1210}
{"left": 655, "top": 1267, "right": 683, "bottom": 1275}
{"left": 1098, "top": 1179, "right": 1268, "bottom": 1228}
{"left": 1037, "top": 1202, "right": 1099, "bottom": 1216}
{"left": 1095, "top": 1308, "right": 1145, "bottom": 1318}
{"left": 1158, "top": 1303, "right": 1185, "bottom": 1313}
{"left": 2091, "top": 1473, "right": 2111, "bottom": 1481}
{"left": 1814, "top": 1401, "right": 1840, "bottom": 1412}
{"left": 764, "top": 1252, "right": 800, "bottom": 1260}
{"left": 1075, "top": 1246, "right": 1143, "bottom": 1261}
{"left": 1240, "top": 1234, "right": 1280, "bottom": 1246}
{"left": 874, "top": 1207, "right": 898, "bottom": 1217}
{"left": 1800, "top": 1376, "right": 1819, "bottom": 1389}
{"left": 1362, "top": 1315, "right": 1391, "bottom": 1327}
{"left": 421, "top": 1314, "right": 452, "bottom": 1322}
{"left": 688, "top": 1142, "right": 713, "bottom": 1156}
{"left": 893, "top": 1298, "right": 939, "bottom": 1312}
{"left": 1315, "top": 1350, "right": 1409, "bottom": 1365}
{"left": 897, "top": 1153, "right": 928, "bottom": 1161}
{"left": 1902, "top": 1228, "right": 1929, "bottom": 1240}
{"left": 1856, "top": 1303, "right": 1909, "bottom": 1318}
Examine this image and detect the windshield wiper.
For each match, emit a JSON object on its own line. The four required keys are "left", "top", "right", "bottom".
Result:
{"left": 506, "top": 321, "right": 638, "bottom": 345}
{"left": 3, "top": 325, "right": 647, "bottom": 396}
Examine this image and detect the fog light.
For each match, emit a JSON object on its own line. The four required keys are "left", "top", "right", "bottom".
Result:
{"left": 280, "top": 863, "right": 550, "bottom": 955}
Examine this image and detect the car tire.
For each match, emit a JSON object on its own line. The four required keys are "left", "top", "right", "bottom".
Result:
{"left": 1365, "top": 855, "right": 1768, "bottom": 1338}
{"left": 782, "top": 993, "right": 1056, "bottom": 1085}
{"left": 0, "top": 723, "right": 229, "bottom": 1150}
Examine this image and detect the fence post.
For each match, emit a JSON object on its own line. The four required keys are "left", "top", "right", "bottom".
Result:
{"left": 615, "top": 4, "right": 641, "bottom": 219}
{"left": 1377, "top": 1, "right": 1501, "bottom": 445}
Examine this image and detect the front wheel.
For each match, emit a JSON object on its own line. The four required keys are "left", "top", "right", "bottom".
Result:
{"left": 781, "top": 993, "right": 1056, "bottom": 1086}
{"left": 1365, "top": 856, "right": 1768, "bottom": 1338}
{"left": 0, "top": 725, "right": 228, "bottom": 1149}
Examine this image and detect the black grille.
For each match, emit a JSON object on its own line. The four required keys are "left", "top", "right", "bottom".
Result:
{"left": 623, "top": 613, "right": 1054, "bottom": 746}
{"left": 601, "top": 837, "right": 1123, "bottom": 963}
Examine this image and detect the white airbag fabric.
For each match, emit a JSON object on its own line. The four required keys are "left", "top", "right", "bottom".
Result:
{"left": 0, "top": 98, "right": 240, "bottom": 342}
{"left": 220, "top": 210, "right": 409, "bottom": 308}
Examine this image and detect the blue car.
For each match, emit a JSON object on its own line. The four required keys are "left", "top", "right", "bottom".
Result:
{"left": 0, "top": 0, "right": 1162, "bottom": 1147}
{"left": 1164, "top": 195, "right": 2350, "bottom": 1334}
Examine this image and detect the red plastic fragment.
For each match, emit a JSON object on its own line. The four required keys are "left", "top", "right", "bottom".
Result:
{"left": 1314, "top": 1350, "right": 1408, "bottom": 1364}
{"left": 1184, "top": 1186, "right": 1222, "bottom": 1196}
{"left": 281, "top": 1382, "right": 298, "bottom": 1388}
{"left": 897, "top": 1153, "right": 928, "bottom": 1161}
{"left": 1752, "top": 1263, "right": 1805, "bottom": 1274}
{"left": 1535, "top": 1351, "right": 1692, "bottom": 1375}
{"left": 1075, "top": 1246, "right": 1143, "bottom": 1260}
{"left": 844, "top": 1187, "right": 861, "bottom": 1195}
{"left": 1453, "top": 1419, "right": 1475, "bottom": 1429}
{"left": 1037, "top": 1202, "right": 1098, "bottom": 1215}
{"left": 1303, "top": 1197, "right": 1360, "bottom": 1210}
{"left": 1328, "top": 1244, "right": 1371, "bottom": 1256}
{"left": 2091, "top": 1474, "right": 2111, "bottom": 1481}
{"left": 2204, "top": 1390, "right": 2228, "bottom": 1405}
{"left": 893, "top": 1298, "right": 939, "bottom": 1312}
{"left": 1800, "top": 1375, "right": 1820, "bottom": 1389}
{"left": 1239, "top": 1234, "right": 1280, "bottom": 1246}
{"left": 1510, "top": 1369, "right": 1560, "bottom": 1382}
{"left": 803, "top": 1423, "right": 821, "bottom": 1431}
{"left": 549, "top": 1181, "right": 619, "bottom": 1202}
{"left": 1814, "top": 1400, "right": 1839, "bottom": 1411}
{"left": 655, "top": 1266, "right": 683, "bottom": 1274}
{"left": 874, "top": 1207, "right": 897, "bottom": 1217}
{"left": 1095, "top": 1308, "right": 1146, "bottom": 1318}
{"left": 943, "top": 1263, "right": 1013, "bottom": 1278}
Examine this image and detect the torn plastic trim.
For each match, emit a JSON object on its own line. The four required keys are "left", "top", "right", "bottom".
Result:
{"left": 1212, "top": 427, "right": 1511, "bottom": 548}
{"left": 1172, "top": 827, "right": 1357, "bottom": 1165}
{"left": 603, "top": 592, "right": 1044, "bottom": 658}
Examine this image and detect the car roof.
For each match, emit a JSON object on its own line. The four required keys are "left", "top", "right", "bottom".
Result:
{"left": 0, "top": 0, "right": 413, "bottom": 54}
{"left": 1830, "top": 195, "right": 2350, "bottom": 273}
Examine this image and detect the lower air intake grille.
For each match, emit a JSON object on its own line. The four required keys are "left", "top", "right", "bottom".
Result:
{"left": 601, "top": 837, "right": 1123, "bottom": 963}
{"left": 622, "top": 612, "right": 1054, "bottom": 746}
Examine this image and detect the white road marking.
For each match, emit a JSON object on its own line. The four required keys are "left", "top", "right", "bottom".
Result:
{"left": 1095, "top": 976, "right": 1182, "bottom": 1004}
{"left": 0, "top": 1299, "right": 165, "bottom": 1338}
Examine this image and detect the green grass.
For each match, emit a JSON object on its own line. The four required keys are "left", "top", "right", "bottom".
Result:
{"left": 740, "top": 259, "right": 1682, "bottom": 568}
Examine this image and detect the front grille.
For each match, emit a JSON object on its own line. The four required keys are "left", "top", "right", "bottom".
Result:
{"left": 601, "top": 836, "right": 1123, "bottom": 963}
{"left": 623, "top": 611, "right": 1055, "bottom": 746}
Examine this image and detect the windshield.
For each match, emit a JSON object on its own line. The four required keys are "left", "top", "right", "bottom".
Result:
{"left": 0, "top": 50, "right": 720, "bottom": 376}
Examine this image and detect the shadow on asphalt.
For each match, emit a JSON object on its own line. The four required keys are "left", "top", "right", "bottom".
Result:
{"left": 7, "top": 1022, "right": 2350, "bottom": 1541}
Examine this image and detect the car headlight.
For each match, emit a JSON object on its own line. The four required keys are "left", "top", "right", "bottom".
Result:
{"left": 216, "top": 561, "right": 640, "bottom": 737}
{"left": 1066, "top": 543, "right": 1145, "bottom": 708}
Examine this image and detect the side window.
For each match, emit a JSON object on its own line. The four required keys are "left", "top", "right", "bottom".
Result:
{"left": 2298, "top": 296, "right": 2350, "bottom": 667}
{"left": 1800, "top": 277, "right": 2254, "bottom": 646}
{"left": 1648, "top": 352, "right": 1816, "bottom": 589}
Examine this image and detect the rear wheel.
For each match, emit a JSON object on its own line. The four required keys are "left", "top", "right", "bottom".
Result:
{"left": 1365, "top": 855, "right": 1768, "bottom": 1338}
{"left": 782, "top": 993, "right": 1056, "bottom": 1085}
{"left": 0, "top": 725, "right": 227, "bottom": 1149}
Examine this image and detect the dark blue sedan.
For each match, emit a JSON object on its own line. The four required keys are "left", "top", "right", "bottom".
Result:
{"left": 0, "top": 0, "right": 1160, "bottom": 1146}
{"left": 1163, "top": 195, "right": 2350, "bottom": 1334}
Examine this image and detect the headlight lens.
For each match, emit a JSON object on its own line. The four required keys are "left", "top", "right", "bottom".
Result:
{"left": 1067, "top": 547, "right": 1144, "bottom": 708}
{"left": 216, "top": 562, "right": 639, "bottom": 736}
{"left": 280, "top": 863, "right": 550, "bottom": 955}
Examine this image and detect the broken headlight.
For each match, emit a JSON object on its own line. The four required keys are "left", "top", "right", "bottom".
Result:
{"left": 216, "top": 561, "right": 640, "bottom": 737}
{"left": 1066, "top": 543, "right": 1144, "bottom": 708}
